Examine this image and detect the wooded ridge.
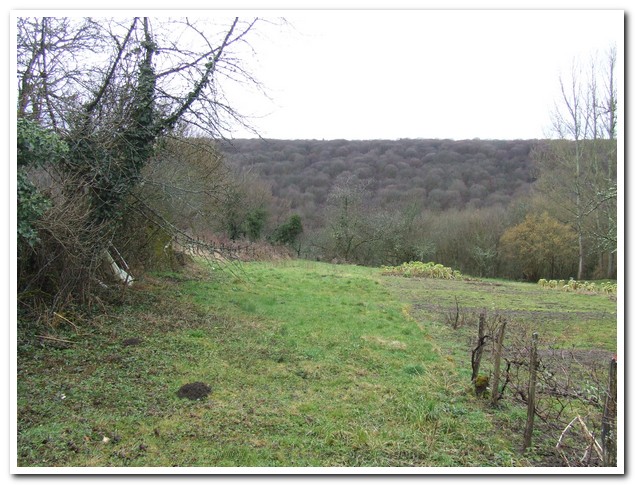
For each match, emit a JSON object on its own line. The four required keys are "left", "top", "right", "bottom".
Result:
{"left": 218, "top": 138, "right": 542, "bottom": 215}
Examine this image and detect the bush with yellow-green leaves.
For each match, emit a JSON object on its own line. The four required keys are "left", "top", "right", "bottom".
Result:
{"left": 538, "top": 278, "right": 616, "bottom": 294}
{"left": 381, "top": 261, "right": 463, "bottom": 280}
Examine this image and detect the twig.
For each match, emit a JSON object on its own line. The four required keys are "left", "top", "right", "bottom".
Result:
{"left": 555, "top": 415, "right": 603, "bottom": 466}
{"left": 36, "top": 334, "right": 74, "bottom": 344}
{"left": 53, "top": 312, "right": 80, "bottom": 332}
{"left": 556, "top": 415, "right": 579, "bottom": 466}
{"left": 577, "top": 415, "right": 604, "bottom": 462}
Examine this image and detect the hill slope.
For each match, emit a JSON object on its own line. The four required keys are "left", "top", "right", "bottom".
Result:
{"left": 16, "top": 260, "right": 616, "bottom": 468}
{"left": 218, "top": 138, "right": 542, "bottom": 214}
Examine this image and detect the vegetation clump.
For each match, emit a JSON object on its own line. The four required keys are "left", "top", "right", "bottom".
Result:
{"left": 538, "top": 278, "right": 617, "bottom": 295}
{"left": 381, "top": 261, "right": 463, "bottom": 280}
{"left": 474, "top": 375, "right": 490, "bottom": 397}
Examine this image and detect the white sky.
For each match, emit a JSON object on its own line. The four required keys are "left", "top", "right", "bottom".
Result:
{"left": 5, "top": 6, "right": 625, "bottom": 141}
{"left": 226, "top": 9, "right": 624, "bottom": 140}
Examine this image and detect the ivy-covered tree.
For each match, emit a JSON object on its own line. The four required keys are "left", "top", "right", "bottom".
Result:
{"left": 244, "top": 208, "right": 268, "bottom": 241}
{"left": 16, "top": 16, "right": 264, "bottom": 305}
{"left": 271, "top": 215, "right": 303, "bottom": 245}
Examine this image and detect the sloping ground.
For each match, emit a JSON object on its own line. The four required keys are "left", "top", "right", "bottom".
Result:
{"left": 380, "top": 273, "right": 618, "bottom": 467}
{"left": 16, "top": 261, "right": 617, "bottom": 469}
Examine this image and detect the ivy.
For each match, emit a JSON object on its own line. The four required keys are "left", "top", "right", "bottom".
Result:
{"left": 17, "top": 118, "right": 68, "bottom": 168}
{"left": 270, "top": 214, "right": 303, "bottom": 246}
{"left": 63, "top": 21, "right": 159, "bottom": 225}
{"left": 17, "top": 171, "right": 50, "bottom": 247}
{"left": 16, "top": 119, "right": 68, "bottom": 247}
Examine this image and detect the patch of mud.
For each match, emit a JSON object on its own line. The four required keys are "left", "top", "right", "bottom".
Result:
{"left": 538, "top": 348, "right": 616, "bottom": 368}
{"left": 121, "top": 337, "right": 143, "bottom": 347}
{"left": 465, "top": 280, "right": 503, "bottom": 287}
{"left": 177, "top": 382, "right": 211, "bottom": 400}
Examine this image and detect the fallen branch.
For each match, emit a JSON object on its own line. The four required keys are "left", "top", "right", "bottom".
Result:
{"left": 53, "top": 312, "right": 80, "bottom": 332}
{"left": 556, "top": 416, "right": 578, "bottom": 466}
{"left": 556, "top": 415, "right": 603, "bottom": 466}
{"left": 577, "top": 415, "right": 604, "bottom": 462}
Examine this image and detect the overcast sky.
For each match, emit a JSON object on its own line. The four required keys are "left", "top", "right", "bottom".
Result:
{"left": 225, "top": 9, "right": 623, "bottom": 141}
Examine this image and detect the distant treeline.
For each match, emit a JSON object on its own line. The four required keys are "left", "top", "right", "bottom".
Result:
{"left": 218, "top": 138, "right": 542, "bottom": 220}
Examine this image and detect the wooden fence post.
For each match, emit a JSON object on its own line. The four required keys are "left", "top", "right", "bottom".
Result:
{"left": 522, "top": 332, "right": 539, "bottom": 452}
{"left": 601, "top": 355, "right": 617, "bottom": 466}
{"left": 490, "top": 317, "right": 507, "bottom": 405}
{"left": 471, "top": 312, "right": 487, "bottom": 382}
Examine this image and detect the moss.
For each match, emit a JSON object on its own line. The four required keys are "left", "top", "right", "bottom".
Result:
{"left": 474, "top": 374, "right": 490, "bottom": 397}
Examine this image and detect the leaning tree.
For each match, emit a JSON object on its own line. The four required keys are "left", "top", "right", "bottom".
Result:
{"left": 16, "top": 16, "right": 265, "bottom": 307}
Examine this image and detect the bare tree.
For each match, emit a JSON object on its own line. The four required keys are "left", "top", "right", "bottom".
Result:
{"left": 322, "top": 176, "right": 376, "bottom": 263}
{"left": 534, "top": 47, "right": 618, "bottom": 279}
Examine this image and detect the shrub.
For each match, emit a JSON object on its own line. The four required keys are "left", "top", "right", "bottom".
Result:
{"left": 500, "top": 212, "right": 577, "bottom": 281}
{"left": 537, "top": 278, "right": 617, "bottom": 295}
{"left": 381, "top": 261, "right": 463, "bottom": 280}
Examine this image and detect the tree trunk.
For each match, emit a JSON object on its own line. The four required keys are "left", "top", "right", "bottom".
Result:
{"left": 577, "top": 230, "right": 584, "bottom": 280}
{"left": 608, "top": 252, "right": 615, "bottom": 279}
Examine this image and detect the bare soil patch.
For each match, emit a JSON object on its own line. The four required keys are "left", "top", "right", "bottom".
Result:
{"left": 415, "top": 302, "right": 611, "bottom": 324}
{"left": 121, "top": 337, "right": 143, "bottom": 347}
{"left": 176, "top": 382, "right": 211, "bottom": 400}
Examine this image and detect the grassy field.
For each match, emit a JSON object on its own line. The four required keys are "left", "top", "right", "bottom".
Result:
{"left": 15, "top": 259, "right": 617, "bottom": 469}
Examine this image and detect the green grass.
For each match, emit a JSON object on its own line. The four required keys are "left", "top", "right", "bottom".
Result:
{"left": 382, "top": 275, "right": 617, "bottom": 352}
{"left": 16, "top": 260, "right": 617, "bottom": 468}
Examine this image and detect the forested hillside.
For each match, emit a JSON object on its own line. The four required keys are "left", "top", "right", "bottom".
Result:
{"left": 214, "top": 137, "right": 615, "bottom": 280}
{"left": 218, "top": 138, "right": 541, "bottom": 217}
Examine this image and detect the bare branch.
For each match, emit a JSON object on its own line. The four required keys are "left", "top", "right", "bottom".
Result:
{"left": 84, "top": 18, "right": 138, "bottom": 114}
{"left": 160, "top": 17, "right": 239, "bottom": 133}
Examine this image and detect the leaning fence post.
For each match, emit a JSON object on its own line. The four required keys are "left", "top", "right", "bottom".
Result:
{"left": 601, "top": 355, "right": 617, "bottom": 466}
{"left": 471, "top": 312, "right": 487, "bottom": 382}
{"left": 522, "top": 332, "right": 539, "bottom": 452}
{"left": 490, "top": 317, "right": 507, "bottom": 405}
